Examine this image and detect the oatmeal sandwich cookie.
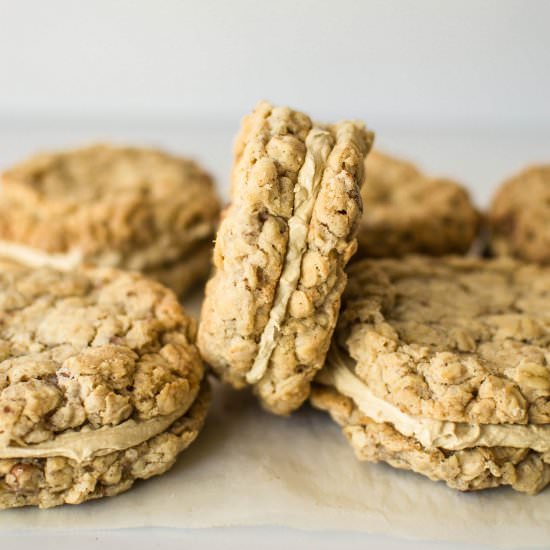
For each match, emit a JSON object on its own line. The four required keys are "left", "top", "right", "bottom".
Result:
{"left": 489, "top": 164, "right": 550, "bottom": 264}
{"left": 357, "top": 151, "right": 479, "bottom": 258}
{"left": 198, "top": 101, "right": 373, "bottom": 414}
{"left": 312, "top": 256, "right": 550, "bottom": 494}
{"left": 0, "top": 144, "right": 221, "bottom": 296}
{"left": 0, "top": 264, "right": 209, "bottom": 508}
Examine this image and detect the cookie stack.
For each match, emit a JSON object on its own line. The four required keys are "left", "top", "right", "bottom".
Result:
{"left": 0, "top": 144, "right": 220, "bottom": 296}
{"left": 0, "top": 144, "right": 221, "bottom": 509}
{"left": 0, "top": 102, "right": 377, "bottom": 508}
{"left": 197, "top": 104, "right": 550, "bottom": 496}
{"left": 305, "top": 161, "right": 550, "bottom": 495}
{"left": 311, "top": 256, "right": 550, "bottom": 494}
{"left": 198, "top": 101, "right": 374, "bottom": 414}
{"left": 2, "top": 100, "right": 550, "bottom": 508}
{"left": 0, "top": 263, "right": 209, "bottom": 508}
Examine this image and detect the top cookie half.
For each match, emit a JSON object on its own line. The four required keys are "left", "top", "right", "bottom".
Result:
{"left": 0, "top": 144, "right": 221, "bottom": 295}
{"left": 198, "top": 102, "right": 373, "bottom": 414}
{"left": 332, "top": 256, "right": 550, "bottom": 425}
{"left": 0, "top": 262, "right": 205, "bottom": 449}
{"left": 357, "top": 151, "right": 479, "bottom": 258}
{"left": 489, "top": 165, "right": 550, "bottom": 264}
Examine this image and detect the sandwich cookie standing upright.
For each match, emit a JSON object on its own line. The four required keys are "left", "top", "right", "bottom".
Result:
{"left": 0, "top": 144, "right": 221, "bottom": 296}
{"left": 0, "top": 263, "right": 209, "bottom": 508}
{"left": 356, "top": 151, "right": 479, "bottom": 258}
{"left": 199, "top": 102, "right": 373, "bottom": 414}
{"left": 489, "top": 165, "right": 550, "bottom": 264}
{"left": 312, "top": 256, "right": 550, "bottom": 494}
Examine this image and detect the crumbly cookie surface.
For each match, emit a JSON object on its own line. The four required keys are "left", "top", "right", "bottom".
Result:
{"left": 357, "top": 151, "right": 479, "bottom": 258}
{"left": 0, "top": 144, "right": 220, "bottom": 287}
{"left": 0, "top": 264, "right": 204, "bottom": 447}
{"left": 199, "top": 102, "right": 310, "bottom": 391}
{"left": 339, "top": 256, "right": 550, "bottom": 425}
{"left": 489, "top": 165, "right": 550, "bottom": 264}
{"left": 198, "top": 101, "right": 373, "bottom": 414}
{"left": 311, "top": 385, "right": 550, "bottom": 494}
{"left": 0, "top": 381, "right": 210, "bottom": 509}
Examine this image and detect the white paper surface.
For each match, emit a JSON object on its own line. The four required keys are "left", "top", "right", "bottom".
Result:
{"left": 1, "top": 294, "right": 549, "bottom": 548}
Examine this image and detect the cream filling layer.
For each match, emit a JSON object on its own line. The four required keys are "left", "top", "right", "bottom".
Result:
{"left": 0, "top": 241, "right": 83, "bottom": 270}
{"left": 0, "top": 399, "right": 192, "bottom": 463}
{"left": 246, "top": 128, "right": 335, "bottom": 384}
{"left": 324, "top": 349, "right": 550, "bottom": 452}
{"left": 0, "top": 222, "right": 213, "bottom": 272}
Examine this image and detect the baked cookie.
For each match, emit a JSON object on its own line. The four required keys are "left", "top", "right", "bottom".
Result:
{"left": 0, "top": 264, "right": 209, "bottom": 508}
{"left": 489, "top": 165, "right": 550, "bottom": 264}
{"left": 198, "top": 101, "right": 373, "bottom": 415}
{"left": 311, "top": 256, "right": 550, "bottom": 493}
{"left": 357, "top": 151, "right": 479, "bottom": 258}
{"left": 0, "top": 144, "right": 220, "bottom": 296}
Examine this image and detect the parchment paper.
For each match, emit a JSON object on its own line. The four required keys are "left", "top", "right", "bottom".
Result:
{"left": 0, "top": 293, "right": 549, "bottom": 547}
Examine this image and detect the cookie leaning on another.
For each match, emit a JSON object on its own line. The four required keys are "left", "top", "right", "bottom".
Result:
{"left": 198, "top": 101, "right": 373, "bottom": 415}
{"left": 0, "top": 144, "right": 221, "bottom": 296}
{"left": 356, "top": 151, "right": 479, "bottom": 258}
{"left": 0, "top": 263, "right": 209, "bottom": 509}
{"left": 489, "top": 165, "right": 550, "bottom": 264}
{"left": 312, "top": 256, "right": 550, "bottom": 494}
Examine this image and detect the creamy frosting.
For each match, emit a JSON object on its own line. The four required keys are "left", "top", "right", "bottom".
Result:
{"left": 323, "top": 348, "right": 550, "bottom": 452}
{"left": 0, "top": 240, "right": 83, "bottom": 270}
{"left": 0, "top": 220, "right": 213, "bottom": 272}
{"left": 0, "top": 402, "right": 190, "bottom": 463}
{"left": 246, "top": 128, "right": 335, "bottom": 384}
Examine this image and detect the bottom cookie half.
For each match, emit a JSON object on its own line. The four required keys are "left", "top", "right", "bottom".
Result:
{"left": 311, "top": 385, "right": 550, "bottom": 494}
{"left": 0, "top": 382, "right": 210, "bottom": 509}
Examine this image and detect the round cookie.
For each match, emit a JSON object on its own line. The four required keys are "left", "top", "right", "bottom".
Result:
{"left": 198, "top": 101, "right": 373, "bottom": 415}
{"left": 489, "top": 165, "right": 550, "bottom": 264}
{"left": 312, "top": 256, "right": 550, "bottom": 494}
{"left": 357, "top": 151, "right": 479, "bottom": 258}
{"left": 0, "top": 144, "right": 220, "bottom": 296}
{"left": 0, "top": 263, "right": 209, "bottom": 508}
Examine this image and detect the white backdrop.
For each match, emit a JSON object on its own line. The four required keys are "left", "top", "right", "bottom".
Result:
{"left": 1, "top": 0, "right": 549, "bottom": 128}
